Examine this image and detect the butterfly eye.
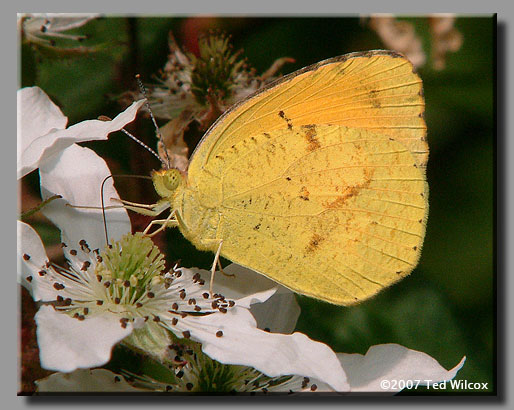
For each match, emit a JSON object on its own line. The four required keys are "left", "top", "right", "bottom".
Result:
{"left": 152, "top": 169, "right": 182, "bottom": 198}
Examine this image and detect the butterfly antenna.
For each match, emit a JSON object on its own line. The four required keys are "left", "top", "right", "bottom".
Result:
{"left": 100, "top": 174, "right": 154, "bottom": 247}
{"left": 121, "top": 127, "right": 167, "bottom": 167}
{"left": 100, "top": 175, "right": 113, "bottom": 247}
{"left": 98, "top": 116, "right": 167, "bottom": 168}
{"left": 136, "top": 74, "right": 172, "bottom": 169}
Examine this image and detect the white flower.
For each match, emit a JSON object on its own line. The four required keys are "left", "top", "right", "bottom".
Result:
{"left": 145, "top": 32, "right": 266, "bottom": 122}
{"left": 18, "top": 14, "right": 99, "bottom": 47}
{"left": 338, "top": 344, "right": 465, "bottom": 393}
{"left": 17, "top": 86, "right": 144, "bottom": 179}
{"left": 36, "top": 327, "right": 465, "bottom": 394}
{"left": 18, "top": 85, "right": 144, "bottom": 259}
{"left": 33, "top": 263, "right": 465, "bottom": 394}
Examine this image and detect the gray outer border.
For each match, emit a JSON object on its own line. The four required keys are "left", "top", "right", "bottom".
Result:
{"left": 7, "top": 2, "right": 510, "bottom": 409}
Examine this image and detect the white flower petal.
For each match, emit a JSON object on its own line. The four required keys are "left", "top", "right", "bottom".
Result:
{"left": 207, "top": 264, "right": 300, "bottom": 332}
{"left": 36, "top": 369, "right": 145, "bottom": 392}
{"left": 187, "top": 307, "right": 349, "bottom": 392}
{"left": 35, "top": 305, "right": 133, "bottom": 372}
{"left": 25, "top": 14, "right": 100, "bottom": 33}
{"left": 18, "top": 86, "right": 68, "bottom": 178}
{"left": 209, "top": 264, "right": 281, "bottom": 308}
{"left": 40, "top": 144, "right": 131, "bottom": 254}
{"left": 18, "top": 97, "right": 144, "bottom": 179}
{"left": 17, "top": 221, "right": 58, "bottom": 301}
{"left": 338, "top": 343, "right": 466, "bottom": 393}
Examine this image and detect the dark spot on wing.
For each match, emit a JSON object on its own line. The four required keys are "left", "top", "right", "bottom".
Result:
{"left": 305, "top": 233, "right": 325, "bottom": 254}
{"left": 278, "top": 110, "right": 293, "bottom": 130}
{"left": 299, "top": 186, "right": 310, "bottom": 201}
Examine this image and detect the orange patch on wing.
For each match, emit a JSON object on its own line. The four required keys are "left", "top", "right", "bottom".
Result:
{"left": 303, "top": 125, "right": 321, "bottom": 152}
{"left": 323, "top": 169, "right": 374, "bottom": 209}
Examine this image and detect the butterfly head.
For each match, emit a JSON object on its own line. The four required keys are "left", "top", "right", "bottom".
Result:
{"left": 151, "top": 168, "right": 185, "bottom": 199}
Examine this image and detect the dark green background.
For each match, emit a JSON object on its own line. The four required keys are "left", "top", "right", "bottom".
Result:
{"left": 21, "top": 16, "right": 495, "bottom": 394}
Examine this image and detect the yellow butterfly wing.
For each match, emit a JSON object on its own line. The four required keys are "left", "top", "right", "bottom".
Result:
{"left": 194, "top": 124, "right": 427, "bottom": 305}
{"left": 179, "top": 51, "right": 428, "bottom": 305}
{"left": 188, "top": 50, "right": 427, "bottom": 187}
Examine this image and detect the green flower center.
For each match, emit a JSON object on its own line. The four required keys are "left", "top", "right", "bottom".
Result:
{"left": 94, "top": 233, "right": 166, "bottom": 304}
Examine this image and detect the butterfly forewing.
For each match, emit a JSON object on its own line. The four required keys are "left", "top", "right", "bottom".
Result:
{"left": 188, "top": 51, "right": 427, "bottom": 186}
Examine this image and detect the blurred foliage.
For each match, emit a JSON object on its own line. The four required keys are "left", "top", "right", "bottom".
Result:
{"left": 20, "top": 16, "right": 494, "bottom": 394}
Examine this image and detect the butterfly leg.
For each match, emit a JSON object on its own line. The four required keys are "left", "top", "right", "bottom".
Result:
{"left": 111, "top": 198, "right": 171, "bottom": 217}
{"left": 65, "top": 198, "right": 161, "bottom": 214}
{"left": 142, "top": 211, "right": 178, "bottom": 237}
{"left": 65, "top": 203, "right": 122, "bottom": 210}
{"left": 209, "top": 240, "right": 224, "bottom": 297}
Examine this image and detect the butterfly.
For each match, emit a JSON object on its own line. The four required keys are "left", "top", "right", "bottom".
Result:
{"left": 124, "top": 50, "right": 428, "bottom": 306}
